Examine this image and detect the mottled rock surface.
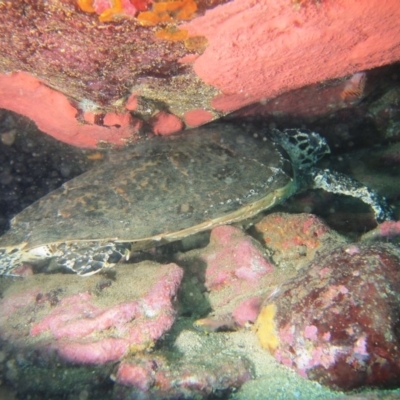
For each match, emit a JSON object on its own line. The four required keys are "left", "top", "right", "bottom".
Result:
{"left": 176, "top": 225, "right": 277, "bottom": 327}
{"left": 113, "top": 346, "right": 252, "bottom": 398}
{"left": 0, "top": 262, "right": 182, "bottom": 364}
{"left": 1, "top": 1, "right": 400, "bottom": 147}
{"left": 255, "top": 242, "right": 400, "bottom": 390}
{"left": 253, "top": 213, "right": 345, "bottom": 271}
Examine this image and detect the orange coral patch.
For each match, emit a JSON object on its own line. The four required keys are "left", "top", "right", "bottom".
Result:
{"left": 99, "top": 0, "right": 124, "bottom": 22}
{"left": 137, "top": 10, "right": 172, "bottom": 25}
{"left": 175, "top": 0, "right": 197, "bottom": 19}
{"left": 137, "top": 0, "right": 197, "bottom": 26}
{"left": 77, "top": 0, "right": 96, "bottom": 13}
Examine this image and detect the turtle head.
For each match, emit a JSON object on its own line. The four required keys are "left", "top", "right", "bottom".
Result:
{"left": 273, "top": 128, "right": 330, "bottom": 171}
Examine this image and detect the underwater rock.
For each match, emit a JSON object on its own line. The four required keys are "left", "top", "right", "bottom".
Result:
{"left": 184, "top": 0, "right": 400, "bottom": 112}
{"left": 113, "top": 350, "right": 252, "bottom": 398}
{"left": 1, "top": 1, "right": 400, "bottom": 147}
{"left": 231, "top": 72, "right": 369, "bottom": 120}
{"left": 254, "top": 213, "right": 345, "bottom": 271}
{"left": 254, "top": 242, "right": 400, "bottom": 391}
{"left": 367, "top": 85, "right": 400, "bottom": 140}
{"left": 0, "top": 261, "right": 183, "bottom": 365}
{"left": 362, "top": 220, "right": 400, "bottom": 241}
{"left": 0, "top": 72, "right": 142, "bottom": 148}
{"left": 176, "top": 225, "right": 276, "bottom": 327}
{"left": 202, "top": 226, "right": 274, "bottom": 291}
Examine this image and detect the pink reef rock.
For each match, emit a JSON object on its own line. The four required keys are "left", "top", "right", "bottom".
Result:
{"left": 176, "top": 225, "right": 276, "bottom": 328}
{"left": 255, "top": 243, "right": 400, "bottom": 390}
{"left": 0, "top": 262, "right": 183, "bottom": 365}
{"left": 149, "top": 111, "right": 184, "bottom": 135}
{"left": 184, "top": 109, "right": 215, "bottom": 127}
{"left": 184, "top": 0, "right": 400, "bottom": 112}
{"left": 361, "top": 220, "right": 400, "bottom": 241}
{"left": 113, "top": 352, "right": 251, "bottom": 398}
{"left": 1, "top": 1, "right": 400, "bottom": 147}
{"left": 254, "top": 213, "right": 343, "bottom": 271}
{"left": 0, "top": 72, "right": 141, "bottom": 148}
{"left": 203, "top": 225, "right": 274, "bottom": 290}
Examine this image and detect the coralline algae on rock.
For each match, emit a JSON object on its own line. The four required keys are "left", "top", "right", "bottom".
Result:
{"left": 255, "top": 242, "right": 400, "bottom": 390}
{"left": 0, "top": 261, "right": 183, "bottom": 365}
{"left": 176, "top": 225, "right": 277, "bottom": 327}
{"left": 113, "top": 348, "right": 252, "bottom": 398}
{"left": 254, "top": 212, "right": 345, "bottom": 271}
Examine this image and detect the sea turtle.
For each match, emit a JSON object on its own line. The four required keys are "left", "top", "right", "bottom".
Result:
{"left": 0, "top": 121, "right": 392, "bottom": 276}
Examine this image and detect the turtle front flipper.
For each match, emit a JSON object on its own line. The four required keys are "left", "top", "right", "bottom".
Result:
{"left": 309, "top": 168, "right": 393, "bottom": 223}
{"left": 0, "top": 242, "right": 130, "bottom": 277}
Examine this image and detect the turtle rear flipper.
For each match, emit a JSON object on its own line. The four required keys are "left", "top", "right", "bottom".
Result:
{"left": 48, "top": 241, "right": 131, "bottom": 276}
{"left": 309, "top": 168, "right": 393, "bottom": 223}
{"left": 0, "top": 248, "right": 24, "bottom": 276}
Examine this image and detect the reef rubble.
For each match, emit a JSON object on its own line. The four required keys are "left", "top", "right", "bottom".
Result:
{"left": 1, "top": 213, "right": 400, "bottom": 398}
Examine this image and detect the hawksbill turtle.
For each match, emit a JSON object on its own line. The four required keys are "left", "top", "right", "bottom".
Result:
{"left": 0, "top": 121, "right": 392, "bottom": 276}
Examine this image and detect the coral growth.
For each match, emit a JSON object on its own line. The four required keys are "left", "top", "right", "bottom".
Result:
{"left": 361, "top": 220, "right": 400, "bottom": 240}
{"left": 77, "top": 0, "right": 144, "bottom": 21}
{"left": 137, "top": 0, "right": 197, "bottom": 26}
{"left": 0, "top": 262, "right": 183, "bottom": 364}
{"left": 2, "top": 0, "right": 400, "bottom": 147}
{"left": 258, "top": 243, "right": 400, "bottom": 390}
{"left": 254, "top": 213, "right": 342, "bottom": 270}
{"left": 0, "top": 72, "right": 141, "bottom": 148}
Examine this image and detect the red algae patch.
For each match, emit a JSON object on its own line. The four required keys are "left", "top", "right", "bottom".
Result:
{"left": 0, "top": 72, "right": 141, "bottom": 148}
{"left": 150, "top": 111, "right": 184, "bottom": 135}
{"left": 184, "top": 109, "right": 214, "bottom": 126}
{"left": 254, "top": 213, "right": 345, "bottom": 271}
{"left": 255, "top": 243, "right": 400, "bottom": 390}
{"left": 183, "top": 0, "right": 400, "bottom": 111}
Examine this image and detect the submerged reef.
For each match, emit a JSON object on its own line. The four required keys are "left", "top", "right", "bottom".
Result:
{"left": 1, "top": 213, "right": 400, "bottom": 397}
{"left": 0, "top": 0, "right": 400, "bottom": 147}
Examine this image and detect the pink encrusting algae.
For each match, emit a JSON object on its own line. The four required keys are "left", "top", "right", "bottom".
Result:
{"left": 0, "top": 262, "right": 183, "bottom": 365}
{"left": 255, "top": 242, "right": 400, "bottom": 390}
{"left": 361, "top": 220, "right": 400, "bottom": 240}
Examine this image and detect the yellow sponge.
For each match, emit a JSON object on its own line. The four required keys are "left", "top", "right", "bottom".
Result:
{"left": 254, "top": 303, "right": 280, "bottom": 353}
